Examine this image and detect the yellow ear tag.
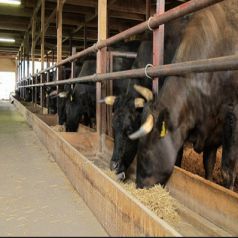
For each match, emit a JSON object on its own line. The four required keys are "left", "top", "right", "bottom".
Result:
{"left": 160, "top": 121, "right": 167, "bottom": 138}
{"left": 70, "top": 95, "right": 73, "bottom": 101}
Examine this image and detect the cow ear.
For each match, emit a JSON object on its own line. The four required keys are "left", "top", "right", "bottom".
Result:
{"left": 156, "top": 109, "right": 169, "bottom": 138}
{"left": 160, "top": 121, "right": 167, "bottom": 138}
{"left": 70, "top": 94, "right": 74, "bottom": 102}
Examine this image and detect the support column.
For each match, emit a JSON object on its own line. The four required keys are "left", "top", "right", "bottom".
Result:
{"left": 152, "top": 0, "right": 165, "bottom": 95}
{"left": 40, "top": 0, "right": 45, "bottom": 108}
{"left": 57, "top": 0, "right": 63, "bottom": 82}
{"left": 96, "top": 0, "right": 108, "bottom": 147}
{"left": 84, "top": 24, "right": 87, "bottom": 49}
{"left": 71, "top": 47, "right": 76, "bottom": 78}
{"left": 19, "top": 48, "right": 22, "bottom": 99}
{"left": 26, "top": 32, "right": 30, "bottom": 85}
{"left": 56, "top": 0, "right": 63, "bottom": 123}
{"left": 23, "top": 44, "right": 26, "bottom": 100}
{"left": 32, "top": 13, "right": 36, "bottom": 103}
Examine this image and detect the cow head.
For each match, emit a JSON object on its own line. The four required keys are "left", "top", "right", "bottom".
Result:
{"left": 25, "top": 88, "right": 32, "bottom": 102}
{"left": 129, "top": 85, "right": 187, "bottom": 189}
{"left": 45, "top": 86, "right": 58, "bottom": 114}
{"left": 57, "top": 85, "right": 72, "bottom": 125}
{"left": 101, "top": 85, "right": 153, "bottom": 181}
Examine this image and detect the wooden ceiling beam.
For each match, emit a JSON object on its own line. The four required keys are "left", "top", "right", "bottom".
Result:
{"left": 0, "top": 23, "right": 27, "bottom": 32}
{"left": 110, "top": 10, "right": 145, "bottom": 21}
{"left": 0, "top": 6, "right": 32, "bottom": 17}
{"left": 52, "top": 0, "right": 98, "bottom": 8}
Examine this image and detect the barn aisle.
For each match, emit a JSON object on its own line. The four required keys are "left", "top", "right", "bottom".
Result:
{"left": 0, "top": 100, "right": 107, "bottom": 236}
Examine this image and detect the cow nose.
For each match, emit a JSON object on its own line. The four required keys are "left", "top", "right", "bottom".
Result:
{"left": 110, "top": 160, "right": 118, "bottom": 171}
{"left": 116, "top": 172, "right": 126, "bottom": 181}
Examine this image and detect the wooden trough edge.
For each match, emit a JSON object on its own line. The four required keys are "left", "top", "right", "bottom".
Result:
{"left": 13, "top": 99, "right": 181, "bottom": 237}
{"left": 167, "top": 166, "right": 238, "bottom": 235}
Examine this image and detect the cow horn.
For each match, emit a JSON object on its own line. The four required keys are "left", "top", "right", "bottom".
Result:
{"left": 49, "top": 90, "right": 58, "bottom": 98}
{"left": 99, "top": 96, "right": 116, "bottom": 105}
{"left": 58, "top": 91, "right": 68, "bottom": 98}
{"left": 133, "top": 84, "right": 153, "bottom": 102}
{"left": 129, "top": 114, "right": 154, "bottom": 140}
{"left": 134, "top": 98, "right": 145, "bottom": 108}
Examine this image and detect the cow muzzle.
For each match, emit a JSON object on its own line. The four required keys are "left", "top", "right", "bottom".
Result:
{"left": 110, "top": 160, "right": 119, "bottom": 171}
{"left": 116, "top": 172, "right": 126, "bottom": 182}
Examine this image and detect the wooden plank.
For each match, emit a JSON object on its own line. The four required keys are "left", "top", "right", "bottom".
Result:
{"left": 167, "top": 167, "right": 238, "bottom": 235}
{"left": 13, "top": 98, "right": 181, "bottom": 237}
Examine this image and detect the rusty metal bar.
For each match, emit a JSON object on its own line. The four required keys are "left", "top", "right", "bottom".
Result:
{"left": 22, "top": 0, "right": 224, "bottom": 82}
{"left": 71, "top": 47, "right": 77, "bottom": 78}
{"left": 109, "top": 51, "right": 137, "bottom": 59}
{"left": 153, "top": 0, "right": 165, "bottom": 95}
{"left": 40, "top": 0, "right": 45, "bottom": 108}
{"left": 19, "top": 54, "right": 238, "bottom": 88}
{"left": 97, "top": 0, "right": 108, "bottom": 144}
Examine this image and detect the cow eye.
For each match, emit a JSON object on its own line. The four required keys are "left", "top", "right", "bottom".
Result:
{"left": 126, "top": 126, "right": 133, "bottom": 135}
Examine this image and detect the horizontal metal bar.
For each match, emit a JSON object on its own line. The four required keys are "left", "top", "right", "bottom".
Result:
{"left": 18, "top": 54, "right": 238, "bottom": 88}
{"left": 19, "top": 0, "right": 224, "bottom": 83}
{"left": 109, "top": 51, "right": 137, "bottom": 58}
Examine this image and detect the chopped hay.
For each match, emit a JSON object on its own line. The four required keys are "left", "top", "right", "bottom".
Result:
{"left": 51, "top": 125, "right": 66, "bottom": 132}
{"left": 104, "top": 169, "right": 180, "bottom": 225}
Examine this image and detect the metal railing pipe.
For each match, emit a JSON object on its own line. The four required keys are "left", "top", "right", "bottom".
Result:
{"left": 19, "top": 54, "right": 238, "bottom": 88}
{"left": 22, "top": 0, "right": 224, "bottom": 81}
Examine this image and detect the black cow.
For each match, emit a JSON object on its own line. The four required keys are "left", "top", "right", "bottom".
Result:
{"left": 24, "top": 87, "right": 32, "bottom": 102}
{"left": 65, "top": 59, "right": 96, "bottom": 132}
{"left": 102, "top": 16, "right": 190, "bottom": 180}
{"left": 58, "top": 41, "right": 141, "bottom": 132}
{"left": 129, "top": 1, "right": 238, "bottom": 190}
{"left": 47, "top": 62, "right": 77, "bottom": 117}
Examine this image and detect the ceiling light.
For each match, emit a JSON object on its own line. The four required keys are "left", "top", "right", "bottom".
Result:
{"left": 0, "top": 38, "right": 15, "bottom": 43}
{"left": 0, "top": 0, "right": 21, "bottom": 5}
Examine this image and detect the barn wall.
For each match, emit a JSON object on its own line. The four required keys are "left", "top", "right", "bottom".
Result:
{"left": 0, "top": 57, "right": 16, "bottom": 72}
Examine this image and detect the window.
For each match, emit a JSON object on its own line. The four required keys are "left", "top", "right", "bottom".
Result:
{"left": 0, "top": 72, "right": 15, "bottom": 100}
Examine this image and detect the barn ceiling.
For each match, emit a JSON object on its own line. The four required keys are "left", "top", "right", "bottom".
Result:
{"left": 0, "top": 0, "right": 187, "bottom": 60}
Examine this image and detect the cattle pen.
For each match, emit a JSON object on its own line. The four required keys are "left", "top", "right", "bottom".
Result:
{"left": 1, "top": 0, "right": 238, "bottom": 236}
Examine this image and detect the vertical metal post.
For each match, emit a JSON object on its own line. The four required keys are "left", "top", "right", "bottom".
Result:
{"left": 15, "top": 56, "right": 18, "bottom": 91}
{"left": 97, "top": 0, "right": 108, "bottom": 150}
{"left": 56, "top": 0, "right": 63, "bottom": 123}
{"left": 22, "top": 45, "right": 24, "bottom": 99}
{"left": 107, "top": 52, "right": 113, "bottom": 137}
{"left": 20, "top": 48, "right": 22, "bottom": 99}
{"left": 26, "top": 32, "right": 30, "bottom": 89}
{"left": 71, "top": 47, "right": 76, "bottom": 78}
{"left": 32, "top": 13, "right": 36, "bottom": 103}
{"left": 84, "top": 24, "right": 87, "bottom": 49}
{"left": 57, "top": 0, "right": 63, "bottom": 81}
{"left": 46, "top": 53, "right": 50, "bottom": 68}
{"left": 41, "top": 0, "right": 45, "bottom": 108}
{"left": 52, "top": 49, "right": 55, "bottom": 66}
{"left": 153, "top": 0, "right": 165, "bottom": 95}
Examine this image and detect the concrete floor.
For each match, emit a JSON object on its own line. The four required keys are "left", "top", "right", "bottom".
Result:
{"left": 0, "top": 101, "right": 108, "bottom": 237}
